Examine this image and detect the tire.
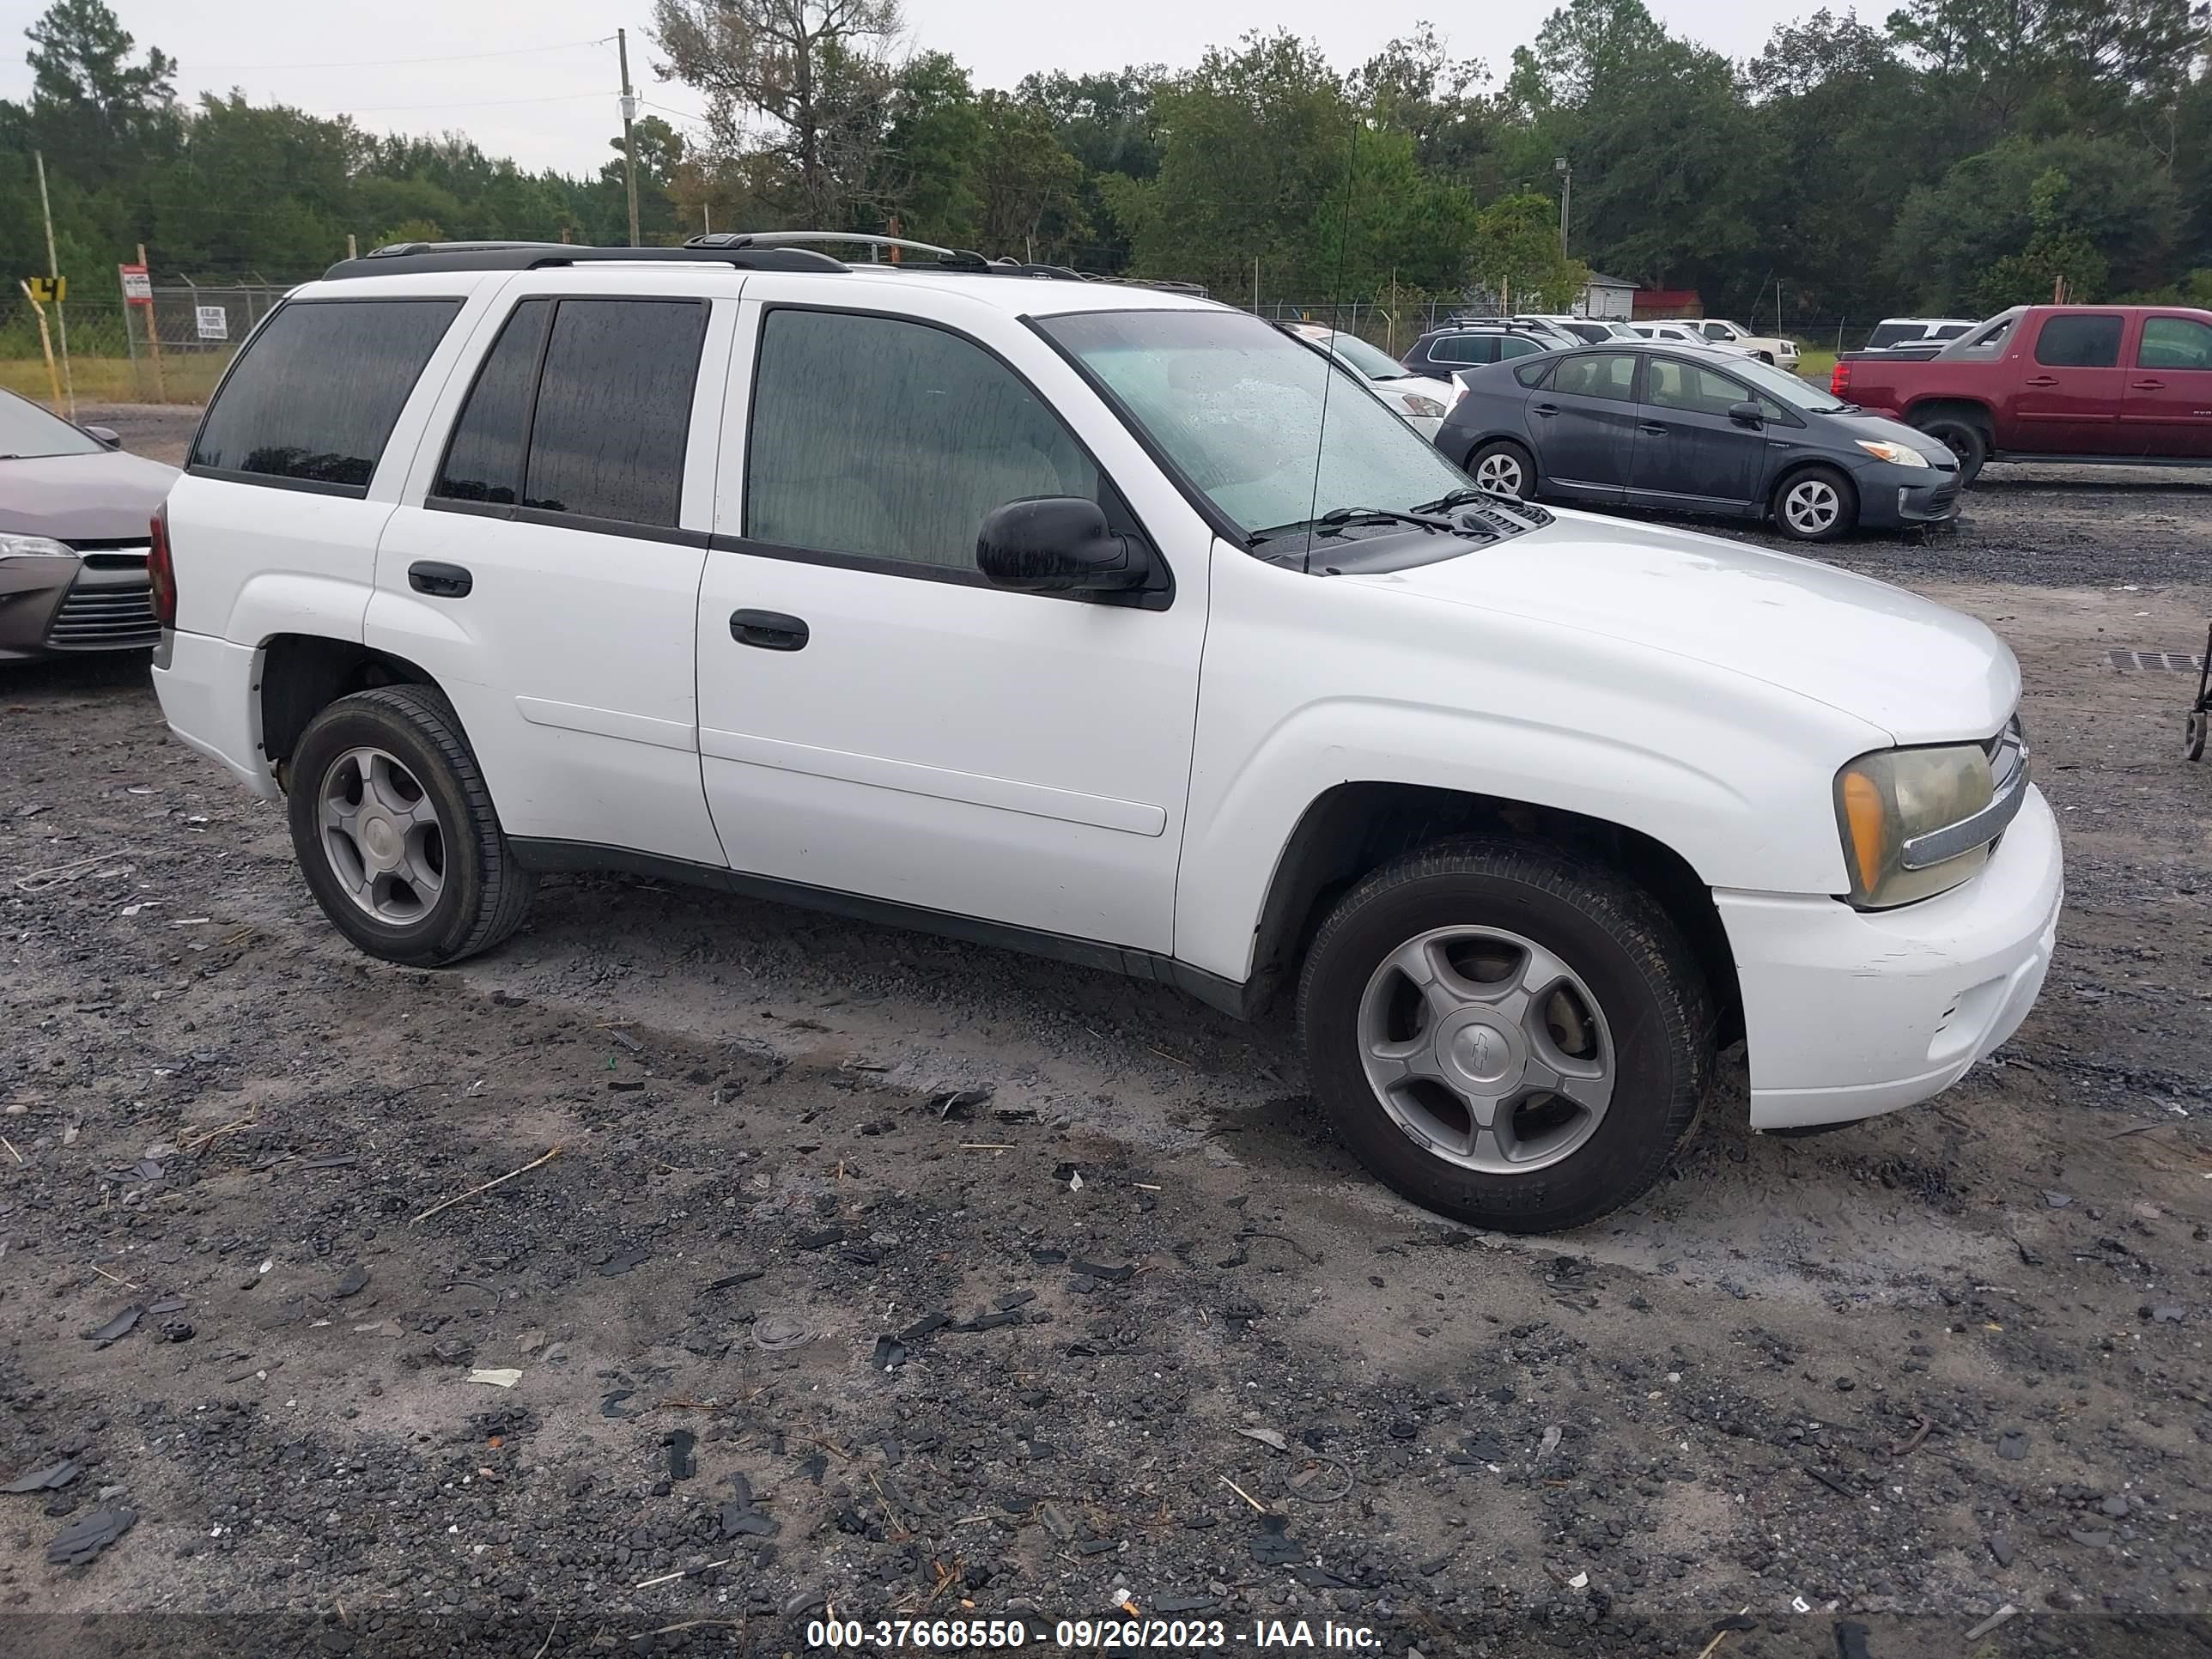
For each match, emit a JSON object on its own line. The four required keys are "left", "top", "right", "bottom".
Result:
{"left": 1296, "top": 836, "right": 1715, "bottom": 1234}
{"left": 2187, "top": 710, "right": 2208, "bottom": 763}
{"left": 1467, "top": 439, "right": 1536, "bottom": 500}
{"left": 287, "top": 684, "right": 534, "bottom": 967}
{"left": 1911, "top": 411, "right": 1989, "bottom": 485}
{"left": 1756, "top": 351, "right": 1775, "bottom": 365}
{"left": 1771, "top": 465, "right": 1857, "bottom": 543}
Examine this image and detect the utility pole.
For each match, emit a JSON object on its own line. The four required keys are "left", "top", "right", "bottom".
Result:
{"left": 617, "top": 28, "right": 641, "bottom": 247}
{"left": 33, "top": 150, "right": 75, "bottom": 417}
{"left": 1554, "top": 155, "right": 1571, "bottom": 258}
{"left": 137, "top": 241, "right": 166, "bottom": 403}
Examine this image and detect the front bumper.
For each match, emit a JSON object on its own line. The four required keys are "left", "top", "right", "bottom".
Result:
{"left": 1717, "top": 784, "right": 2062, "bottom": 1130}
{"left": 0, "top": 550, "right": 159, "bottom": 660}
{"left": 1854, "top": 464, "right": 1962, "bottom": 529}
{"left": 149, "top": 628, "right": 282, "bottom": 799}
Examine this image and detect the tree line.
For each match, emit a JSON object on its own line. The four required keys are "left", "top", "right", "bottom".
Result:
{"left": 4, "top": 0, "right": 2209, "bottom": 327}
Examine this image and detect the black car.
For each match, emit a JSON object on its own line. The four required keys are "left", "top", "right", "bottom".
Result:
{"left": 1401, "top": 322, "right": 1567, "bottom": 379}
{"left": 1434, "top": 343, "right": 1960, "bottom": 542}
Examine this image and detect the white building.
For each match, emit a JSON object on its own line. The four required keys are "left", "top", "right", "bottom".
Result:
{"left": 1578, "top": 272, "right": 1637, "bottom": 320}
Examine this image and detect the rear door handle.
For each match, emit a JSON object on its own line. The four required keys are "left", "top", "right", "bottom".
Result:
{"left": 2131, "top": 379, "right": 2166, "bottom": 390}
{"left": 730, "top": 609, "right": 809, "bottom": 651}
{"left": 408, "top": 561, "right": 471, "bottom": 599}
{"left": 1531, "top": 402, "right": 1559, "bottom": 417}
{"left": 2023, "top": 375, "right": 2058, "bottom": 387}
{"left": 1638, "top": 422, "right": 1668, "bottom": 434}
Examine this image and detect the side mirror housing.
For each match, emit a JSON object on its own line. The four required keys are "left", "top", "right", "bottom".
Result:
{"left": 1726, "top": 400, "right": 1765, "bottom": 428}
{"left": 83, "top": 424, "right": 122, "bottom": 450}
{"left": 976, "top": 496, "right": 1152, "bottom": 594}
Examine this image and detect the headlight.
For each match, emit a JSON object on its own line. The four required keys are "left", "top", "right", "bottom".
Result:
{"left": 1835, "top": 741, "right": 2000, "bottom": 908}
{"left": 1400, "top": 393, "right": 1445, "bottom": 419}
{"left": 0, "top": 533, "right": 72, "bottom": 562}
{"left": 1855, "top": 440, "right": 1929, "bottom": 468}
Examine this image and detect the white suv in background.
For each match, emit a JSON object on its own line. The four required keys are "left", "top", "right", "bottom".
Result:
{"left": 149, "top": 234, "right": 2061, "bottom": 1234}
{"left": 1689, "top": 319, "right": 1801, "bottom": 368}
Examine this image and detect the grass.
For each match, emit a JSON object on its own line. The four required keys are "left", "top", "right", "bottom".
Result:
{"left": 1795, "top": 348, "right": 1839, "bottom": 384}
{"left": 0, "top": 354, "right": 226, "bottom": 408}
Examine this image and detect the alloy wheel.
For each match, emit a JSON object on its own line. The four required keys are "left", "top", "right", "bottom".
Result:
{"left": 1474, "top": 453, "right": 1525, "bottom": 497}
{"left": 319, "top": 746, "right": 447, "bottom": 925}
{"left": 1781, "top": 477, "right": 1841, "bottom": 537}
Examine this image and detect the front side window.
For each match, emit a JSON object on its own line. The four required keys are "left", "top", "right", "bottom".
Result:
{"left": 747, "top": 308, "right": 1099, "bottom": 572}
{"left": 1038, "top": 307, "right": 1468, "bottom": 542}
{"left": 2033, "top": 314, "right": 2122, "bottom": 368}
{"left": 192, "top": 298, "right": 461, "bottom": 490}
{"left": 1645, "top": 357, "right": 1750, "bottom": 416}
{"left": 2139, "top": 316, "right": 2212, "bottom": 370}
{"left": 0, "top": 388, "right": 102, "bottom": 459}
{"left": 432, "top": 297, "right": 706, "bottom": 528}
{"left": 1551, "top": 352, "right": 1638, "bottom": 402}
{"left": 1498, "top": 336, "right": 1544, "bottom": 360}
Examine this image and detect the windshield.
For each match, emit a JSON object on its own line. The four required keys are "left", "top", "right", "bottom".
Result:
{"left": 0, "top": 391, "right": 101, "bottom": 459}
{"left": 1040, "top": 308, "right": 1468, "bottom": 544}
{"left": 1723, "top": 355, "right": 1848, "bottom": 414}
{"left": 1317, "top": 331, "right": 1413, "bottom": 381}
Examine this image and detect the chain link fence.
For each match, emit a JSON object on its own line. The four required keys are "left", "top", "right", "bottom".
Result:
{"left": 1, "top": 282, "right": 289, "bottom": 408}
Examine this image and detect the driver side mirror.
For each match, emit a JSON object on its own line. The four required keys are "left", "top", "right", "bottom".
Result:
{"left": 1726, "top": 400, "right": 1765, "bottom": 428}
{"left": 83, "top": 424, "right": 121, "bottom": 449}
{"left": 976, "top": 497, "right": 1154, "bottom": 595}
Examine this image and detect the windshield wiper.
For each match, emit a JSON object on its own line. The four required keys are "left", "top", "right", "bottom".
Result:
{"left": 1412, "top": 487, "right": 1496, "bottom": 514}
{"left": 1319, "top": 505, "right": 1455, "bottom": 534}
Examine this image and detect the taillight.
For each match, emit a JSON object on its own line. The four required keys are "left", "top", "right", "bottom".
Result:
{"left": 1830, "top": 360, "right": 1851, "bottom": 399}
{"left": 147, "top": 502, "right": 177, "bottom": 628}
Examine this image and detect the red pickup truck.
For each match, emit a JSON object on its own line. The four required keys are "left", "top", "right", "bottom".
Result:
{"left": 1828, "top": 304, "right": 2212, "bottom": 483}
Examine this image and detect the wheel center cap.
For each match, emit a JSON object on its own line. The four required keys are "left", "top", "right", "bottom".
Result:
{"left": 362, "top": 815, "right": 399, "bottom": 864}
{"left": 1437, "top": 1008, "right": 1525, "bottom": 1092}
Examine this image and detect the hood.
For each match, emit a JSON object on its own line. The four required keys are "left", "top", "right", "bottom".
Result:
{"left": 1832, "top": 407, "right": 1955, "bottom": 466}
{"left": 0, "top": 450, "right": 179, "bottom": 543}
{"left": 1354, "top": 512, "right": 2017, "bottom": 745}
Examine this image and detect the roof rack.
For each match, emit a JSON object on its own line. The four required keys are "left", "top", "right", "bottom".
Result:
{"left": 319, "top": 240, "right": 849, "bottom": 280}
{"left": 684, "top": 232, "right": 1210, "bottom": 296}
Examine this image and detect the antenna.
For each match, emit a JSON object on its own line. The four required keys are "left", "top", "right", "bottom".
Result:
{"left": 1302, "top": 118, "right": 1360, "bottom": 576}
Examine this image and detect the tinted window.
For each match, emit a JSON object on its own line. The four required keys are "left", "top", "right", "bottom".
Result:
{"left": 1646, "top": 357, "right": 1749, "bottom": 416}
{"left": 191, "top": 298, "right": 460, "bottom": 490}
{"left": 1929, "top": 324, "right": 1972, "bottom": 340}
{"left": 2139, "top": 316, "right": 2212, "bottom": 369}
{"left": 434, "top": 300, "right": 551, "bottom": 505}
{"left": 523, "top": 300, "right": 707, "bottom": 526}
{"left": 2034, "top": 314, "right": 2121, "bottom": 368}
{"left": 1498, "top": 336, "right": 1544, "bottom": 360}
{"left": 749, "top": 309, "right": 1099, "bottom": 572}
{"left": 1866, "top": 323, "right": 1922, "bottom": 349}
{"left": 1513, "top": 358, "right": 1556, "bottom": 388}
{"left": 1552, "top": 353, "right": 1638, "bottom": 402}
{"left": 1431, "top": 335, "right": 1494, "bottom": 365}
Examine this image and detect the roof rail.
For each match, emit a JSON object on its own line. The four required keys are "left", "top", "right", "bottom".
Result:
{"left": 686, "top": 231, "right": 1210, "bottom": 296}
{"left": 319, "top": 241, "right": 849, "bottom": 281}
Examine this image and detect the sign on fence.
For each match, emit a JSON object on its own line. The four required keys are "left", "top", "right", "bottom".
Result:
{"left": 118, "top": 264, "right": 151, "bottom": 304}
{"left": 25, "top": 275, "right": 65, "bottom": 304}
{"left": 195, "top": 305, "right": 228, "bottom": 340}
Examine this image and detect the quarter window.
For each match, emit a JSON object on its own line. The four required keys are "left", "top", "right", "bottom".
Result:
{"left": 1551, "top": 352, "right": 1638, "bottom": 402}
{"left": 2138, "top": 316, "right": 2212, "bottom": 370}
{"left": 747, "top": 308, "right": 1099, "bottom": 573}
{"left": 431, "top": 297, "right": 708, "bottom": 529}
{"left": 192, "top": 298, "right": 461, "bottom": 491}
{"left": 2033, "top": 314, "right": 2122, "bottom": 368}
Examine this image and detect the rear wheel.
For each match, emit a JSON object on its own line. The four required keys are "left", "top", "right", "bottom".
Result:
{"left": 1771, "top": 465, "right": 1857, "bottom": 543}
{"left": 1468, "top": 439, "right": 1536, "bottom": 500}
{"left": 1297, "top": 837, "right": 1714, "bottom": 1234}
{"left": 288, "top": 684, "right": 533, "bottom": 967}
{"left": 1911, "top": 411, "right": 1989, "bottom": 484}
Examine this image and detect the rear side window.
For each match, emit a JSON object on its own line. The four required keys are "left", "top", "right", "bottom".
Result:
{"left": 2139, "top": 316, "right": 2212, "bottom": 369}
{"left": 1552, "top": 352, "right": 1638, "bottom": 402}
{"left": 2034, "top": 314, "right": 2121, "bottom": 368}
{"left": 191, "top": 298, "right": 460, "bottom": 492}
{"left": 1431, "top": 336, "right": 1494, "bottom": 366}
{"left": 432, "top": 297, "right": 708, "bottom": 529}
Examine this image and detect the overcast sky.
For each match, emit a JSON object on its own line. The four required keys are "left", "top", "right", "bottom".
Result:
{"left": 0, "top": 0, "right": 1823, "bottom": 176}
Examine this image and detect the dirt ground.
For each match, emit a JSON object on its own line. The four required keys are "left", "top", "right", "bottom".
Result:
{"left": 2, "top": 410, "right": 2209, "bottom": 1657}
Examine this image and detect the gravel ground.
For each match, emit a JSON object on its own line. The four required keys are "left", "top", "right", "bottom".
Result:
{"left": 2, "top": 413, "right": 2209, "bottom": 1657}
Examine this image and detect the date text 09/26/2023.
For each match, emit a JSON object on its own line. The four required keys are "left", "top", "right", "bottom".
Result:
{"left": 806, "top": 1617, "right": 1382, "bottom": 1650}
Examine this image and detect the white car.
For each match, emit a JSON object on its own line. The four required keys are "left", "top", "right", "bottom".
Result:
{"left": 149, "top": 233, "right": 2061, "bottom": 1235}
{"left": 1687, "top": 319, "right": 1800, "bottom": 368}
{"left": 1863, "top": 317, "right": 1978, "bottom": 352}
{"left": 1283, "top": 323, "right": 1455, "bottom": 437}
{"left": 1631, "top": 321, "right": 1754, "bottom": 356}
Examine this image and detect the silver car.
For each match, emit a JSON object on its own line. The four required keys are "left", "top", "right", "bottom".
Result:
{"left": 0, "top": 390, "right": 178, "bottom": 662}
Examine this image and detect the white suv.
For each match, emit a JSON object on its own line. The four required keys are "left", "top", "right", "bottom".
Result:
{"left": 148, "top": 235, "right": 2063, "bottom": 1234}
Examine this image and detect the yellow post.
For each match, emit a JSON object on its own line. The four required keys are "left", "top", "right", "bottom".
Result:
{"left": 137, "top": 243, "right": 167, "bottom": 403}
{"left": 20, "top": 279, "right": 63, "bottom": 413}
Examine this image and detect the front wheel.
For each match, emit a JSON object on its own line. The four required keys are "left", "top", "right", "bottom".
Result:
{"left": 1297, "top": 838, "right": 1714, "bottom": 1234}
{"left": 288, "top": 684, "right": 534, "bottom": 967}
{"left": 1771, "top": 465, "right": 1857, "bottom": 543}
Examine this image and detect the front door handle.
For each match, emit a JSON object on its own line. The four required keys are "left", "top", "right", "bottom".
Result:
{"left": 2130, "top": 379, "right": 2166, "bottom": 390}
{"left": 1638, "top": 422, "right": 1668, "bottom": 434}
{"left": 2023, "top": 375, "right": 2059, "bottom": 387}
{"left": 408, "top": 561, "right": 471, "bottom": 599}
{"left": 730, "top": 609, "right": 809, "bottom": 651}
{"left": 1531, "top": 402, "right": 1559, "bottom": 417}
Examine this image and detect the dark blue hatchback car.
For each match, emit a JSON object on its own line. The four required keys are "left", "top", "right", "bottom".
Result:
{"left": 1434, "top": 343, "right": 1962, "bottom": 542}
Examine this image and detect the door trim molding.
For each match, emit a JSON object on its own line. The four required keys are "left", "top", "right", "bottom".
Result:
{"left": 697, "top": 726, "right": 1168, "bottom": 836}
{"left": 507, "top": 836, "right": 1250, "bottom": 1016}
{"left": 516, "top": 696, "right": 696, "bottom": 752}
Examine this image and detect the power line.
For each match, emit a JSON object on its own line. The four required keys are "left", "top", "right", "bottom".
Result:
{"left": 190, "top": 38, "right": 613, "bottom": 73}
{"left": 300, "top": 91, "right": 611, "bottom": 117}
